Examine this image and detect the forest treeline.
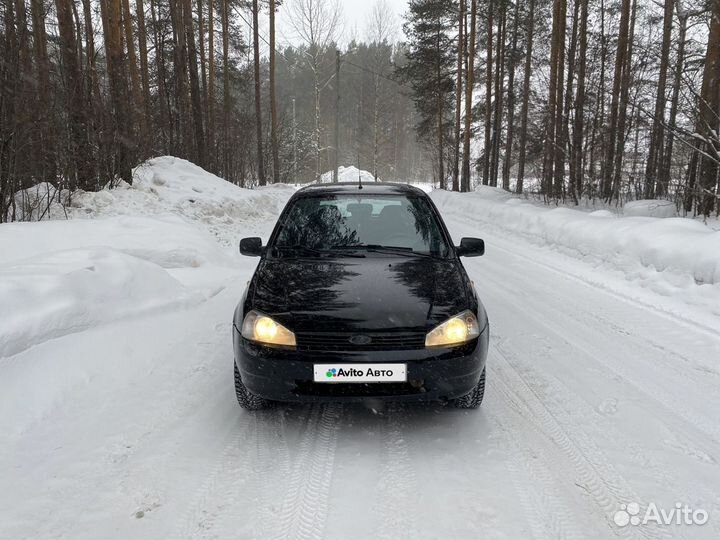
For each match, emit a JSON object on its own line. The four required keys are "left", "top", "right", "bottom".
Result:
{"left": 0, "top": 0, "right": 429, "bottom": 222}
{"left": 402, "top": 0, "right": 720, "bottom": 216}
{"left": 1, "top": 0, "right": 719, "bottom": 223}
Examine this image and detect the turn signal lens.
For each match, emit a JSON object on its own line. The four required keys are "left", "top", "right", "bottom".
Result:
{"left": 425, "top": 310, "right": 480, "bottom": 347}
{"left": 241, "top": 310, "right": 296, "bottom": 347}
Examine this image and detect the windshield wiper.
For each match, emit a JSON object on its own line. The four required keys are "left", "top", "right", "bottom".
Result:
{"left": 274, "top": 245, "right": 365, "bottom": 258}
{"left": 334, "top": 245, "right": 436, "bottom": 258}
{"left": 274, "top": 245, "right": 324, "bottom": 257}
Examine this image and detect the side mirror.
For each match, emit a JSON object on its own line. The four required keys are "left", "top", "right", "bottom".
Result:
{"left": 456, "top": 237, "right": 485, "bottom": 257}
{"left": 240, "top": 237, "right": 263, "bottom": 257}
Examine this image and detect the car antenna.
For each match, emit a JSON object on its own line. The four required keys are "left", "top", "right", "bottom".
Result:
{"left": 358, "top": 170, "right": 363, "bottom": 190}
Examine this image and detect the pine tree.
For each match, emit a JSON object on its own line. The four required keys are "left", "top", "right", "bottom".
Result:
{"left": 398, "top": 0, "right": 457, "bottom": 188}
{"left": 252, "top": 0, "right": 266, "bottom": 185}
{"left": 461, "top": 0, "right": 478, "bottom": 192}
{"left": 695, "top": 0, "right": 720, "bottom": 216}
{"left": 515, "top": 0, "right": 535, "bottom": 195}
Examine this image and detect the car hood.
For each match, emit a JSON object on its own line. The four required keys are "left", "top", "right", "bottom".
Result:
{"left": 250, "top": 256, "right": 470, "bottom": 333}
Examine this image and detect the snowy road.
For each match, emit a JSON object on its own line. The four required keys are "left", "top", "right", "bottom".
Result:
{"left": 3, "top": 206, "right": 720, "bottom": 540}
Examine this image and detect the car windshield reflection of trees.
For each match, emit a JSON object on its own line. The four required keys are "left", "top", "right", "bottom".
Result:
{"left": 272, "top": 195, "right": 448, "bottom": 258}
{"left": 407, "top": 200, "right": 448, "bottom": 257}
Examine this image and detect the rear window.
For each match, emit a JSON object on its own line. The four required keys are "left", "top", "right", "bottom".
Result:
{"left": 272, "top": 194, "right": 449, "bottom": 256}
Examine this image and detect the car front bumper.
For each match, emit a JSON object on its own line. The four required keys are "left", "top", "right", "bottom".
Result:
{"left": 233, "top": 324, "right": 489, "bottom": 403}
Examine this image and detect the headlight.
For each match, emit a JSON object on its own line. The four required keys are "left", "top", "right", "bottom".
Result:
{"left": 425, "top": 310, "right": 480, "bottom": 347}
{"left": 241, "top": 310, "right": 296, "bottom": 347}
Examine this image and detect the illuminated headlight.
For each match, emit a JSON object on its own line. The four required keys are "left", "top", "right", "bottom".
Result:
{"left": 241, "top": 310, "right": 296, "bottom": 347}
{"left": 425, "top": 310, "right": 480, "bottom": 347}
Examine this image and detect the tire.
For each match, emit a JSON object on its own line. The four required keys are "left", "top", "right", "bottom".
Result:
{"left": 234, "top": 363, "right": 272, "bottom": 410}
{"left": 449, "top": 368, "right": 486, "bottom": 409}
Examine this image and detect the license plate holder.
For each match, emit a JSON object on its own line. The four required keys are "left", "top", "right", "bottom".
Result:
{"left": 313, "top": 363, "right": 407, "bottom": 383}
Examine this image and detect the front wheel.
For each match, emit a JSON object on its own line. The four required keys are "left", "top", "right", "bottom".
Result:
{"left": 234, "top": 363, "right": 272, "bottom": 410}
{"left": 449, "top": 368, "right": 486, "bottom": 409}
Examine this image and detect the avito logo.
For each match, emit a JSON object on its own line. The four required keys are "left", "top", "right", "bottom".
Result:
{"left": 325, "top": 367, "right": 395, "bottom": 378}
{"left": 613, "top": 502, "right": 709, "bottom": 528}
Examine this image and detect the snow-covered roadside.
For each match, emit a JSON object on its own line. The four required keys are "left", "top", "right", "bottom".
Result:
{"left": 62, "top": 156, "right": 295, "bottom": 247}
{"left": 0, "top": 157, "right": 293, "bottom": 445}
{"left": 0, "top": 214, "right": 232, "bottom": 269}
{"left": 0, "top": 158, "right": 295, "bottom": 357}
{"left": 0, "top": 247, "right": 203, "bottom": 359}
{"left": 432, "top": 188, "right": 720, "bottom": 319}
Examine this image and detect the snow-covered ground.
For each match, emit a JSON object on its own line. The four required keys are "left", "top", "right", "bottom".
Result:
{"left": 433, "top": 186, "right": 720, "bottom": 326}
{"left": 2, "top": 161, "right": 720, "bottom": 540}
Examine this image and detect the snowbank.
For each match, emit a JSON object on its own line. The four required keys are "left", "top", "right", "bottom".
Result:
{"left": 13, "top": 182, "right": 71, "bottom": 221}
{"left": 409, "top": 182, "right": 434, "bottom": 193}
{"left": 0, "top": 249, "right": 201, "bottom": 358}
{"left": 318, "top": 167, "right": 434, "bottom": 193}
{"left": 0, "top": 157, "right": 292, "bottom": 358}
{"left": 0, "top": 214, "right": 231, "bottom": 269}
{"left": 431, "top": 189, "right": 720, "bottom": 290}
{"left": 623, "top": 199, "right": 678, "bottom": 218}
{"left": 60, "top": 156, "right": 294, "bottom": 246}
{"left": 319, "top": 166, "right": 379, "bottom": 184}
{"left": 0, "top": 214, "right": 239, "bottom": 357}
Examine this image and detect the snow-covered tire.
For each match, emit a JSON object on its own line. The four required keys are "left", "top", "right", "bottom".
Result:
{"left": 449, "top": 369, "right": 486, "bottom": 409}
{"left": 234, "top": 363, "right": 272, "bottom": 410}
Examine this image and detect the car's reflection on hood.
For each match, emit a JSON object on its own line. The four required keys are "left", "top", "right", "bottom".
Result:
{"left": 251, "top": 256, "right": 470, "bottom": 333}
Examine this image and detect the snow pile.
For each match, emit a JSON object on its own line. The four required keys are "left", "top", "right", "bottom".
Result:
{"left": 409, "top": 182, "right": 435, "bottom": 193}
{"left": 0, "top": 249, "right": 199, "bottom": 358}
{"left": 0, "top": 216, "right": 236, "bottom": 358}
{"left": 623, "top": 199, "right": 677, "bottom": 218}
{"left": 61, "top": 156, "right": 294, "bottom": 246}
{"left": 319, "top": 166, "right": 379, "bottom": 184}
{"left": 0, "top": 157, "right": 294, "bottom": 358}
{"left": 432, "top": 189, "right": 720, "bottom": 292}
{"left": 0, "top": 214, "right": 231, "bottom": 269}
{"left": 13, "top": 182, "right": 71, "bottom": 221}
{"left": 473, "top": 184, "right": 518, "bottom": 200}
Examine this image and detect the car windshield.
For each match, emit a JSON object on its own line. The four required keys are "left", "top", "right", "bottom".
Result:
{"left": 271, "top": 194, "right": 450, "bottom": 257}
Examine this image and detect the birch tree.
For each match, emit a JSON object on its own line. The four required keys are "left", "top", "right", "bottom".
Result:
{"left": 288, "top": 0, "right": 342, "bottom": 181}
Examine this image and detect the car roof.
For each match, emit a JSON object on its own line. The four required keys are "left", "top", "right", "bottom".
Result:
{"left": 294, "top": 182, "right": 427, "bottom": 197}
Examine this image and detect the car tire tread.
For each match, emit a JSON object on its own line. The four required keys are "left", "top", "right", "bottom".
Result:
{"left": 449, "top": 368, "right": 486, "bottom": 409}
{"left": 234, "top": 363, "right": 272, "bottom": 410}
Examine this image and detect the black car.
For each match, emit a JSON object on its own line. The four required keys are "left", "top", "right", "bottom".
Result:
{"left": 232, "top": 182, "right": 489, "bottom": 410}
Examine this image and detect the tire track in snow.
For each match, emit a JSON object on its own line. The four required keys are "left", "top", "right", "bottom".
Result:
{"left": 268, "top": 405, "right": 323, "bottom": 540}
{"left": 468, "top": 243, "right": 716, "bottom": 539}
{"left": 271, "top": 402, "right": 343, "bottom": 540}
{"left": 251, "top": 405, "right": 295, "bottom": 539}
{"left": 171, "top": 411, "right": 257, "bottom": 540}
{"left": 494, "top": 331, "right": 720, "bottom": 533}
{"left": 372, "top": 404, "right": 420, "bottom": 540}
{"left": 487, "top": 371, "right": 587, "bottom": 540}
{"left": 171, "top": 404, "right": 301, "bottom": 540}
{"left": 478, "top": 258, "right": 720, "bottom": 452}
{"left": 211, "top": 406, "right": 301, "bottom": 540}
{"left": 491, "top": 348, "right": 676, "bottom": 540}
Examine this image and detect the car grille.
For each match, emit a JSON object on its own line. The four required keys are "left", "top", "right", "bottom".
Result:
{"left": 296, "top": 331, "right": 426, "bottom": 351}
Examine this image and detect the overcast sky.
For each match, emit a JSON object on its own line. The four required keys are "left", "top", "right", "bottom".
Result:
{"left": 275, "top": 0, "right": 409, "bottom": 47}
{"left": 339, "top": 0, "right": 408, "bottom": 41}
